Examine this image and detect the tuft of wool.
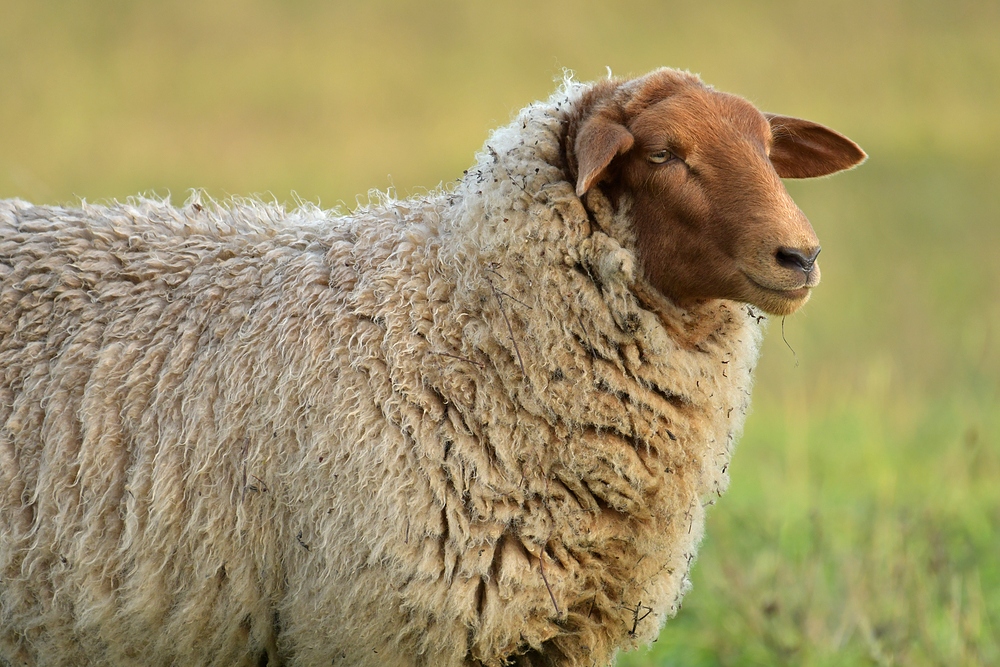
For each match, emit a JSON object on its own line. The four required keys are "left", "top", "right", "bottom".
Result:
{"left": 0, "top": 81, "right": 763, "bottom": 666}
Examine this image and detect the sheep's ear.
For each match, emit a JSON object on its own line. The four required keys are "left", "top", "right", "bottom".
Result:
{"left": 767, "top": 114, "right": 867, "bottom": 178}
{"left": 575, "top": 116, "right": 634, "bottom": 196}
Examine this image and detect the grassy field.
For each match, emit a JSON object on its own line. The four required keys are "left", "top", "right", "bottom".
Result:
{"left": 2, "top": 1, "right": 997, "bottom": 665}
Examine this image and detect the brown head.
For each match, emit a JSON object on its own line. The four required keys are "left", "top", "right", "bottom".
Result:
{"left": 567, "top": 68, "right": 866, "bottom": 316}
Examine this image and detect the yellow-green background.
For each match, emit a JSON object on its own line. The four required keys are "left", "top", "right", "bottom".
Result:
{"left": 2, "top": 1, "right": 997, "bottom": 665}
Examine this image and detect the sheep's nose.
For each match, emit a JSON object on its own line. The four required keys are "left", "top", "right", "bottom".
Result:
{"left": 775, "top": 246, "right": 821, "bottom": 273}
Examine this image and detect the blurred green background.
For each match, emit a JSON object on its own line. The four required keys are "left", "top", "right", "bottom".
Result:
{"left": 2, "top": 1, "right": 997, "bottom": 665}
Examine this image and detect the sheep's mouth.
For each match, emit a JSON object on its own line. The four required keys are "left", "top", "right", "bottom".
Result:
{"left": 750, "top": 280, "right": 810, "bottom": 300}
{"left": 743, "top": 273, "right": 810, "bottom": 296}
{"left": 742, "top": 272, "right": 813, "bottom": 313}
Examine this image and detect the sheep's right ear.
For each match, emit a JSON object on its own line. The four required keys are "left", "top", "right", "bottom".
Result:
{"left": 575, "top": 115, "right": 634, "bottom": 196}
{"left": 767, "top": 114, "right": 867, "bottom": 178}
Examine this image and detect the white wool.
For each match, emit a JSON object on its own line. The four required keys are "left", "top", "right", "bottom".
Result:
{"left": 0, "top": 80, "right": 763, "bottom": 667}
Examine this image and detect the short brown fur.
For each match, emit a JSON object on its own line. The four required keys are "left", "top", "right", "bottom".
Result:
{"left": 567, "top": 68, "right": 865, "bottom": 316}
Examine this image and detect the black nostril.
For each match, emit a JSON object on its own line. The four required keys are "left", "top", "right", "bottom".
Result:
{"left": 775, "top": 246, "right": 821, "bottom": 273}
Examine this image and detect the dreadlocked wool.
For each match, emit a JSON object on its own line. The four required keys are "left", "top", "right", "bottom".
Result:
{"left": 0, "top": 81, "right": 763, "bottom": 666}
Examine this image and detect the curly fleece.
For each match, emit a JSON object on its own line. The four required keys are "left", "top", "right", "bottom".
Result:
{"left": 0, "top": 80, "right": 763, "bottom": 666}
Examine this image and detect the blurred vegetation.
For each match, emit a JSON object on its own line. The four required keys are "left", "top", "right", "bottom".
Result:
{"left": 1, "top": 1, "right": 997, "bottom": 665}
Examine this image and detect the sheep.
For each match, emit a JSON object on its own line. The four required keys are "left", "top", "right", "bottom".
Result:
{"left": 0, "top": 67, "right": 864, "bottom": 667}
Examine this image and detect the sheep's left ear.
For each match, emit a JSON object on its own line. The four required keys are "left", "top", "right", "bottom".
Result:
{"left": 575, "top": 115, "right": 634, "bottom": 196}
{"left": 767, "top": 114, "right": 867, "bottom": 178}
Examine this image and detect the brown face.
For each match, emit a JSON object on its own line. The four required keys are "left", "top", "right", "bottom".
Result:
{"left": 571, "top": 69, "right": 866, "bottom": 316}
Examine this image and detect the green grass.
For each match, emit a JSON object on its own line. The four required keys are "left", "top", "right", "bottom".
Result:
{"left": 0, "top": 1, "right": 997, "bottom": 664}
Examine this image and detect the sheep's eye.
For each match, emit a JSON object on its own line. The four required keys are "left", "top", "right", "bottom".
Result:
{"left": 648, "top": 150, "right": 677, "bottom": 164}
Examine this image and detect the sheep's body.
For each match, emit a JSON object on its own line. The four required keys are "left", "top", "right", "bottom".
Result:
{"left": 0, "top": 82, "right": 762, "bottom": 666}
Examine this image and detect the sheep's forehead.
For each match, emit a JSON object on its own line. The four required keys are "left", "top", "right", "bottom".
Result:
{"left": 626, "top": 81, "right": 772, "bottom": 154}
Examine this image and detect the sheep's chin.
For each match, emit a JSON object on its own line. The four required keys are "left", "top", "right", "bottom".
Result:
{"left": 741, "top": 273, "right": 813, "bottom": 316}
